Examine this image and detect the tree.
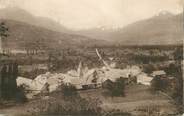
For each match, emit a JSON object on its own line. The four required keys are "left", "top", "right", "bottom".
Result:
{"left": 103, "top": 77, "right": 126, "bottom": 97}
{"left": 60, "top": 84, "right": 78, "bottom": 100}
{"left": 0, "top": 22, "right": 9, "bottom": 53}
{"left": 172, "top": 47, "right": 183, "bottom": 105}
{"left": 24, "top": 38, "right": 46, "bottom": 55}
{"left": 151, "top": 77, "right": 169, "bottom": 92}
{"left": 174, "top": 47, "right": 183, "bottom": 61}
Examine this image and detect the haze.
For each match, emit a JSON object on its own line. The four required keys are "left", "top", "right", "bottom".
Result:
{"left": 0, "top": 0, "right": 182, "bottom": 30}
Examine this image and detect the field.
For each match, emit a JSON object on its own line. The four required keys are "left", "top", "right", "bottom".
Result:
{"left": 16, "top": 45, "right": 181, "bottom": 78}
{"left": 80, "top": 85, "right": 177, "bottom": 113}
{"left": 0, "top": 84, "right": 177, "bottom": 116}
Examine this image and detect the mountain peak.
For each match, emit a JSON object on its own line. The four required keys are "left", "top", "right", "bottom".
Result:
{"left": 155, "top": 10, "right": 174, "bottom": 17}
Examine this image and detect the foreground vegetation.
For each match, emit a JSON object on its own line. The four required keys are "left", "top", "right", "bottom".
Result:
{"left": 0, "top": 84, "right": 176, "bottom": 116}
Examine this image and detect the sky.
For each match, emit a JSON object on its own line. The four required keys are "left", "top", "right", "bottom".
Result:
{"left": 0, "top": 0, "right": 183, "bottom": 30}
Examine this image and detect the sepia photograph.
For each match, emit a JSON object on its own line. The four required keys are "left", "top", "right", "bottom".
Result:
{"left": 0, "top": 0, "right": 183, "bottom": 115}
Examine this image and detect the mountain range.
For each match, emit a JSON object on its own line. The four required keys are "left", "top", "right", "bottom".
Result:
{"left": 0, "top": 7, "right": 183, "bottom": 49}
{"left": 0, "top": 7, "right": 107, "bottom": 49}
{"left": 1, "top": 19, "right": 108, "bottom": 50}
{"left": 75, "top": 11, "right": 183, "bottom": 45}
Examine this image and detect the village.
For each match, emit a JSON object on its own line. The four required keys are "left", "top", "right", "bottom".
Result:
{"left": 0, "top": 2, "right": 183, "bottom": 115}
{"left": 16, "top": 49, "right": 170, "bottom": 99}
{"left": 0, "top": 43, "right": 182, "bottom": 115}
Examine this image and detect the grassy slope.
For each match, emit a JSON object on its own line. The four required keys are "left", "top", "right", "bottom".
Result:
{"left": 80, "top": 85, "right": 177, "bottom": 113}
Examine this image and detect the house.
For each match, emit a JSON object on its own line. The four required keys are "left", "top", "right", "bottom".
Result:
{"left": 137, "top": 73, "right": 153, "bottom": 86}
{"left": 151, "top": 70, "right": 166, "bottom": 78}
{"left": 102, "top": 68, "right": 129, "bottom": 83}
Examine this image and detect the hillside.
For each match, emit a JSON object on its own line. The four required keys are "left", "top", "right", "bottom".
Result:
{"left": 0, "top": 19, "right": 106, "bottom": 50}
{"left": 0, "top": 7, "right": 70, "bottom": 33}
{"left": 76, "top": 12, "right": 183, "bottom": 45}
{"left": 113, "top": 13, "right": 183, "bottom": 45}
{"left": 0, "top": 7, "right": 182, "bottom": 46}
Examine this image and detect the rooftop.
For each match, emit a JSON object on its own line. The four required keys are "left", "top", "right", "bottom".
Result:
{"left": 151, "top": 70, "right": 166, "bottom": 76}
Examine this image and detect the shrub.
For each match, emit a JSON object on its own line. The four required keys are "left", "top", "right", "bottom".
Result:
{"left": 103, "top": 77, "right": 126, "bottom": 97}
{"left": 171, "top": 77, "right": 183, "bottom": 105}
{"left": 15, "top": 85, "right": 28, "bottom": 103}
{"left": 150, "top": 77, "right": 169, "bottom": 92}
{"left": 59, "top": 83, "right": 78, "bottom": 99}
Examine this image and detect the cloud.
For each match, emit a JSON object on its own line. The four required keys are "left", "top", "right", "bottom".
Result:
{"left": 0, "top": 0, "right": 182, "bottom": 30}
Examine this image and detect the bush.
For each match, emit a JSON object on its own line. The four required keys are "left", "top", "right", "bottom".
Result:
{"left": 171, "top": 77, "right": 183, "bottom": 105}
{"left": 143, "top": 64, "right": 155, "bottom": 74}
{"left": 15, "top": 85, "right": 28, "bottom": 103}
{"left": 59, "top": 83, "right": 78, "bottom": 99}
{"left": 103, "top": 77, "right": 126, "bottom": 97}
{"left": 150, "top": 77, "right": 169, "bottom": 92}
{"left": 159, "top": 54, "right": 183, "bottom": 106}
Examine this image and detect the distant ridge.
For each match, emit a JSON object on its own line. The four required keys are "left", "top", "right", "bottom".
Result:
{"left": 0, "top": 7, "right": 182, "bottom": 46}
{"left": 75, "top": 12, "right": 183, "bottom": 45}
{"left": 0, "top": 19, "right": 107, "bottom": 50}
{"left": 0, "top": 7, "right": 70, "bottom": 33}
